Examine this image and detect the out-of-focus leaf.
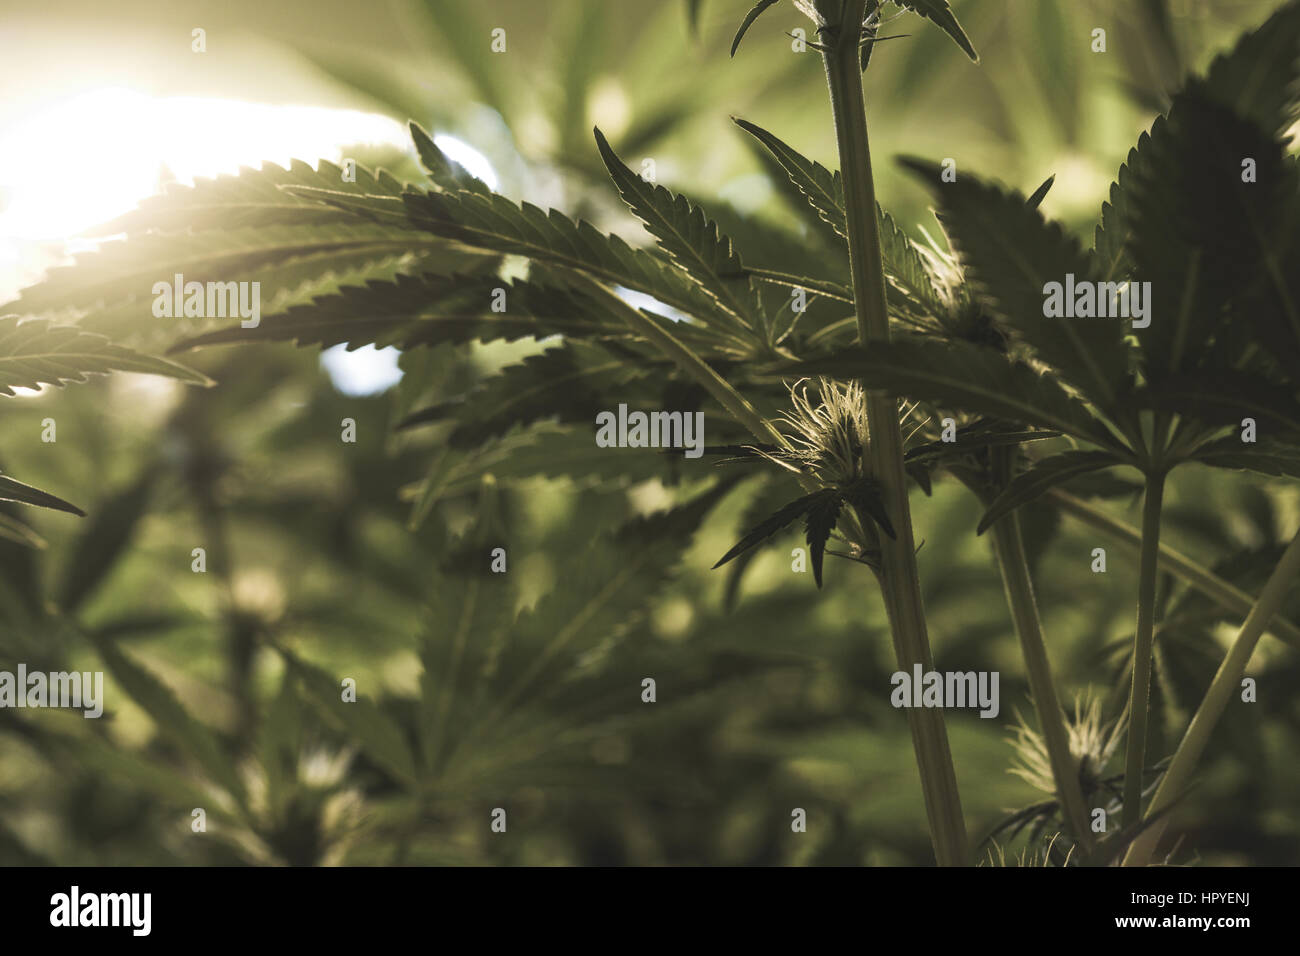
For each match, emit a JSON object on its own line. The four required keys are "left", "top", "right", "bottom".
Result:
{"left": 57, "top": 472, "right": 155, "bottom": 613}
{"left": 0, "top": 475, "right": 85, "bottom": 517}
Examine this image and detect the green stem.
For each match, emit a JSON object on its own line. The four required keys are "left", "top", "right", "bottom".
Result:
{"left": 1047, "top": 489, "right": 1300, "bottom": 651}
{"left": 1121, "top": 471, "right": 1167, "bottom": 827}
{"left": 1122, "top": 525, "right": 1300, "bottom": 865}
{"left": 984, "top": 457, "right": 1093, "bottom": 851}
{"left": 575, "top": 275, "right": 786, "bottom": 449}
{"left": 818, "top": 0, "right": 968, "bottom": 866}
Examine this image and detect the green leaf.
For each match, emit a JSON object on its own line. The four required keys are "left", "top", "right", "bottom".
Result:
{"left": 977, "top": 451, "right": 1122, "bottom": 534}
{"left": 777, "top": 336, "right": 1128, "bottom": 453}
{"left": 593, "top": 127, "right": 766, "bottom": 337}
{"left": 905, "top": 419, "right": 1061, "bottom": 466}
{"left": 894, "top": 1, "right": 979, "bottom": 62}
{"left": 484, "top": 488, "right": 728, "bottom": 728}
{"left": 1136, "top": 371, "right": 1300, "bottom": 446}
{"left": 415, "top": 341, "right": 653, "bottom": 447}
{"left": 686, "top": 0, "right": 705, "bottom": 34}
{"left": 1025, "top": 174, "right": 1054, "bottom": 210}
{"left": 283, "top": 650, "right": 419, "bottom": 786}
{"left": 0, "top": 512, "right": 46, "bottom": 548}
{"left": 400, "top": 423, "right": 672, "bottom": 518}
{"left": 88, "top": 159, "right": 410, "bottom": 235}
{"left": 57, "top": 472, "right": 154, "bottom": 613}
{"left": 1191, "top": 437, "right": 1300, "bottom": 480}
{"left": 842, "top": 475, "right": 895, "bottom": 539}
{"left": 92, "top": 637, "right": 247, "bottom": 805}
{"left": 731, "top": 0, "right": 781, "bottom": 56}
{"left": 417, "top": 0, "right": 511, "bottom": 115}
{"left": 733, "top": 118, "right": 943, "bottom": 313}
{"left": 899, "top": 157, "right": 1131, "bottom": 411}
{"left": 0, "top": 316, "right": 211, "bottom": 394}
{"left": 743, "top": 267, "right": 853, "bottom": 303}
{"left": 1200, "top": 0, "right": 1300, "bottom": 138}
{"left": 10, "top": 223, "right": 431, "bottom": 316}
{"left": 1125, "top": 84, "right": 1294, "bottom": 383}
{"left": 0, "top": 475, "right": 85, "bottom": 516}
{"left": 803, "top": 492, "right": 845, "bottom": 588}
{"left": 408, "top": 122, "right": 492, "bottom": 195}
{"left": 168, "top": 273, "right": 616, "bottom": 354}
{"left": 713, "top": 490, "right": 829, "bottom": 571}
{"left": 312, "top": 185, "right": 756, "bottom": 350}
{"left": 733, "top": 117, "right": 846, "bottom": 237}
{"left": 1093, "top": 141, "right": 1139, "bottom": 282}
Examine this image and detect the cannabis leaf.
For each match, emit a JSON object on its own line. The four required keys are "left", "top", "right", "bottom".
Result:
{"left": 593, "top": 127, "right": 767, "bottom": 339}
{"left": 0, "top": 475, "right": 85, "bottom": 516}
{"left": 894, "top": 1, "right": 978, "bottom": 62}
{"left": 777, "top": 336, "right": 1128, "bottom": 454}
{"left": 898, "top": 158, "right": 1132, "bottom": 413}
{"left": 713, "top": 477, "right": 893, "bottom": 587}
{"left": 730, "top": 0, "right": 781, "bottom": 56}
{"left": 976, "top": 451, "right": 1125, "bottom": 535}
{"left": 167, "top": 273, "right": 619, "bottom": 354}
{"left": 87, "top": 158, "right": 410, "bottom": 235}
{"left": 0, "top": 316, "right": 211, "bottom": 395}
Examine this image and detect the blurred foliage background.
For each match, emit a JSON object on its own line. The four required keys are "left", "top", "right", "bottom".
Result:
{"left": 2, "top": 0, "right": 1299, "bottom": 865}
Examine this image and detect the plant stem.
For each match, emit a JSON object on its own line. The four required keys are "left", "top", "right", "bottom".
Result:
{"left": 575, "top": 275, "right": 787, "bottom": 449}
{"left": 984, "top": 457, "right": 1093, "bottom": 851}
{"left": 1121, "top": 471, "right": 1167, "bottom": 827}
{"left": 1047, "top": 489, "right": 1300, "bottom": 651}
{"left": 1121, "top": 526, "right": 1300, "bottom": 866}
{"left": 818, "top": 0, "right": 968, "bottom": 866}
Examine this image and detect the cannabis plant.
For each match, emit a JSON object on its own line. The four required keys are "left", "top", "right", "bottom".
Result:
{"left": 7, "top": 0, "right": 1300, "bottom": 866}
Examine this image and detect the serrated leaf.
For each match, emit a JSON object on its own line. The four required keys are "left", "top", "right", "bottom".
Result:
{"left": 1126, "top": 84, "right": 1294, "bottom": 383}
{"left": 415, "top": 341, "right": 653, "bottom": 447}
{"left": 484, "top": 489, "right": 727, "bottom": 728}
{"left": 0, "top": 316, "right": 210, "bottom": 394}
{"left": 1136, "top": 371, "right": 1300, "bottom": 445}
{"left": 88, "top": 158, "right": 410, "bottom": 236}
{"left": 283, "top": 651, "right": 419, "bottom": 786}
{"left": 802, "top": 492, "right": 844, "bottom": 588}
{"left": 905, "top": 419, "right": 1061, "bottom": 466}
{"left": 977, "top": 451, "right": 1122, "bottom": 534}
{"left": 895, "top": 0, "right": 979, "bottom": 62}
{"left": 713, "top": 489, "right": 828, "bottom": 570}
{"left": 0, "top": 475, "right": 85, "bottom": 516}
{"left": 168, "top": 273, "right": 615, "bottom": 354}
{"left": 1191, "top": 437, "right": 1300, "bottom": 479}
{"left": 900, "top": 157, "right": 1131, "bottom": 411}
{"left": 92, "top": 637, "right": 247, "bottom": 804}
{"left": 1200, "top": 0, "right": 1300, "bottom": 138}
{"left": 733, "top": 118, "right": 943, "bottom": 315}
{"left": 734, "top": 117, "right": 846, "bottom": 236}
{"left": 408, "top": 122, "right": 492, "bottom": 195}
{"left": 401, "top": 423, "right": 672, "bottom": 518}
{"left": 777, "top": 336, "right": 1128, "bottom": 453}
{"left": 593, "top": 127, "right": 765, "bottom": 336}
{"left": 330, "top": 184, "right": 757, "bottom": 350}
{"left": 10, "top": 223, "right": 433, "bottom": 316}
